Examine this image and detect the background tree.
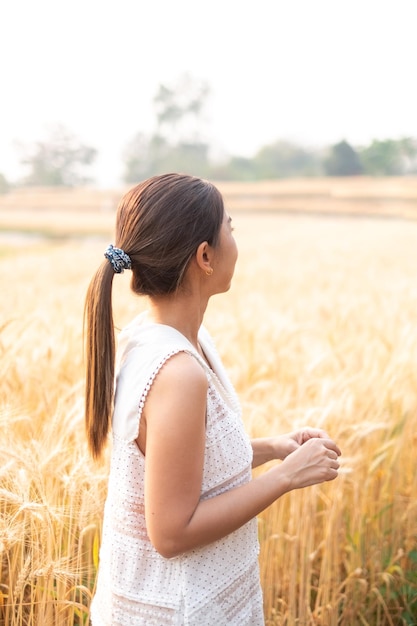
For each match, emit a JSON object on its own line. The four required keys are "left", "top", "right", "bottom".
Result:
{"left": 123, "top": 133, "right": 168, "bottom": 182}
{"left": 19, "top": 125, "right": 97, "bottom": 186}
{"left": 359, "top": 137, "right": 417, "bottom": 175}
{"left": 399, "top": 136, "right": 417, "bottom": 173}
{"left": 0, "top": 173, "right": 10, "bottom": 194}
{"left": 253, "top": 140, "right": 322, "bottom": 178}
{"left": 124, "top": 134, "right": 210, "bottom": 182}
{"left": 123, "top": 74, "right": 211, "bottom": 183}
{"left": 323, "top": 140, "right": 363, "bottom": 176}
{"left": 209, "top": 156, "right": 258, "bottom": 181}
{"left": 153, "top": 74, "right": 210, "bottom": 144}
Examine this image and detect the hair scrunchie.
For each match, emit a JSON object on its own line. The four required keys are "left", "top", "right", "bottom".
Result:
{"left": 104, "top": 244, "right": 132, "bottom": 273}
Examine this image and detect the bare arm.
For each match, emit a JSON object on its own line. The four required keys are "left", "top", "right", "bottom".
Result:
{"left": 143, "top": 354, "right": 341, "bottom": 559}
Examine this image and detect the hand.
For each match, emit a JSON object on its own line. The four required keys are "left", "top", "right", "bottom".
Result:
{"left": 279, "top": 436, "right": 341, "bottom": 490}
{"left": 273, "top": 427, "right": 335, "bottom": 460}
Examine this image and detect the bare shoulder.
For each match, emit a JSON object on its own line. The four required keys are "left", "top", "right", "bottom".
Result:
{"left": 143, "top": 351, "right": 208, "bottom": 435}
{"left": 150, "top": 351, "right": 208, "bottom": 397}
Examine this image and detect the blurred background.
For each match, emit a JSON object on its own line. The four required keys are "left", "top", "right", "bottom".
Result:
{"left": 1, "top": 0, "right": 416, "bottom": 192}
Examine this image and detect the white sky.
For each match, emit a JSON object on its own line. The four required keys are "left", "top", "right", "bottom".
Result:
{"left": 1, "top": 0, "right": 416, "bottom": 186}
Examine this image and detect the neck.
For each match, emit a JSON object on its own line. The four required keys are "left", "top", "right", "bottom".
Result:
{"left": 146, "top": 292, "right": 209, "bottom": 350}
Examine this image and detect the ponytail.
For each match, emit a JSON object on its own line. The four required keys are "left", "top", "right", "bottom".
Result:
{"left": 84, "top": 261, "right": 115, "bottom": 460}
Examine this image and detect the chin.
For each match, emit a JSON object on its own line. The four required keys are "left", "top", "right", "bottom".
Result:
{"left": 212, "top": 284, "right": 231, "bottom": 297}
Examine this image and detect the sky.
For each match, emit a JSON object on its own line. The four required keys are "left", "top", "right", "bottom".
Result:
{"left": 1, "top": 0, "right": 416, "bottom": 186}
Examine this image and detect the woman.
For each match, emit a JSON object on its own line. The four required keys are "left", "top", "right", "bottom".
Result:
{"left": 84, "top": 173, "right": 341, "bottom": 625}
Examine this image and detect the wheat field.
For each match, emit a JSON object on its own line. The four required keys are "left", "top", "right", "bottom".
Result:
{"left": 1, "top": 196, "right": 417, "bottom": 624}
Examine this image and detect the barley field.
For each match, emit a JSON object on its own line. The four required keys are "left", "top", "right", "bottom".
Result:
{"left": 1, "top": 181, "right": 417, "bottom": 625}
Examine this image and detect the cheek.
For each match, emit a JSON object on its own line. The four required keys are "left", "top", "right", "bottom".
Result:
{"left": 231, "top": 237, "right": 238, "bottom": 263}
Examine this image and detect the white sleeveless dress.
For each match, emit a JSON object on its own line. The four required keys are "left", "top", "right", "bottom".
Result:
{"left": 90, "top": 312, "right": 264, "bottom": 625}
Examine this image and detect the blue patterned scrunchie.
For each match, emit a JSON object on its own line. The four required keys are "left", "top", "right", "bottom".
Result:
{"left": 104, "top": 244, "right": 132, "bottom": 273}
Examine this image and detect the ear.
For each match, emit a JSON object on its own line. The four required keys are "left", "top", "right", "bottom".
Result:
{"left": 195, "top": 241, "right": 213, "bottom": 275}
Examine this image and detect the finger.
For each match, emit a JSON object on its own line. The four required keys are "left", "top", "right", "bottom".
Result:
{"left": 323, "top": 439, "right": 342, "bottom": 456}
{"left": 302, "top": 428, "right": 329, "bottom": 441}
{"left": 327, "top": 468, "right": 339, "bottom": 481}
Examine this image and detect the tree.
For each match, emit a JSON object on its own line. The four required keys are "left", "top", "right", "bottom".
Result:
{"left": 123, "top": 133, "right": 210, "bottom": 183}
{"left": 19, "top": 125, "right": 97, "bottom": 186}
{"left": 0, "top": 173, "right": 10, "bottom": 194}
{"left": 359, "top": 137, "right": 417, "bottom": 175}
{"left": 209, "top": 156, "right": 258, "bottom": 181}
{"left": 123, "top": 75, "right": 211, "bottom": 183}
{"left": 323, "top": 140, "right": 363, "bottom": 176}
{"left": 153, "top": 74, "right": 210, "bottom": 144}
{"left": 253, "top": 141, "right": 321, "bottom": 178}
{"left": 123, "top": 133, "right": 168, "bottom": 182}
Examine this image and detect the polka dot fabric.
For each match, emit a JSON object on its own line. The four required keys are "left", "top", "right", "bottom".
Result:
{"left": 90, "top": 313, "right": 264, "bottom": 625}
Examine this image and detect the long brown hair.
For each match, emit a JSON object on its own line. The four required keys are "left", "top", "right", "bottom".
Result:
{"left": 84, "top": 173, "right": 224, "bottom": 459}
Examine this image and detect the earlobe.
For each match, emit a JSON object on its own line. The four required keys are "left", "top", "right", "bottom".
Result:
{"left": 196, "top": 241, "right": 213, "bottom": 275}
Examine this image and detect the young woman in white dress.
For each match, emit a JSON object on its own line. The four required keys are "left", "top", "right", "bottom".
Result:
{"left": 84, "top": 173, "right": 341, "bottom": 625}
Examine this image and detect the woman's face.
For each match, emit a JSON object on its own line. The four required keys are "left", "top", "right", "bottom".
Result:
{"left": 211, "top": 211, "right": 238, "bottom": 293}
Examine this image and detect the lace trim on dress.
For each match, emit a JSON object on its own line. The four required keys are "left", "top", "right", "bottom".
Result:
{"left": 136, "top": 348, "right": 185, "bottom": 429}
